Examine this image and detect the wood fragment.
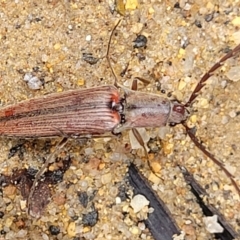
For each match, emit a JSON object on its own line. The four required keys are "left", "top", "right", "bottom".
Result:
{"left": 128, "top": 163, "right": 180, "bottom": 240}
{"left": 180, "top": 166, "right": 239, "bottom": 240}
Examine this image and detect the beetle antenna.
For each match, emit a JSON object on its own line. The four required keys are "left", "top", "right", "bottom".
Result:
{"left": 185, "top": 43, "right": 240, "bottom": 107}
{"left": 183, "top": 123, "right": 240, "bottom": 195}
{"left": 106, "top": 19, "right": 122, "bottom": 87}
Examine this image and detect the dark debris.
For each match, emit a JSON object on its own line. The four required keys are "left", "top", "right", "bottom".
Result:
{"left": 82, "top": 205, "right": 98, "bottom": 227}
{"left": 8, "top": 141, "right": 26, "bottom": 160}
{"left": 78, "top": 190, "right": 97, "bottom": 208}
{"left": 82, "top": 53, "right": 99, "bottom": 65}
{"left": 180, "top": 166, "right": 239, "bottom": 240}
{"left": 117, "top": 184, "right": 128, "bottom": 202}
{"left": 128, "top": 163, "right": 180, "bottom": 240}
{"left": 78, "top": 191, "right": 89, "bottom": 208}
{"left": 49, "top": 225, "right": 60, "bottom": 235}
{"left": 133, "top": 35, "right": 147, "bottom": 48}
{"left": 2, "top": 156, "right": 71, "bottom": 218}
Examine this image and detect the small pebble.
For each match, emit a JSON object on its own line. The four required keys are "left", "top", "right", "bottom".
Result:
{"left": 82, "top": 210, "right": 98, "bottom": 227}
{"left": 41, "top": 54, "right": 48, "bottom": 62}
{"left": 194, "top": 20, "right": 202, "bottom": 28}
{"left": 178, "top": 79, "right": 187, "bottom": 90}
{"left": 220, "top": 80, "right": 227, "bottom": 88}
{"left": 5, "top": 217, "right": 13, "bottom": 228}
{"left": 183, "top": 3, "right": 191, "bottom": 11}
{"left": 138, "top": 222, "right": 146, "bottom": 231}
{"left": 226, "top": 66, "right": 240, "bottom": 82}
{"left": 82, "top": 53, "right": 99, "bottom": 65}
{"left": 49, "top": 225, "right": 60, "bottom": 235}
{"left": 42, "top": 233, "right": 50, "bottom": 240}
{"left": 23, "top": 72, "right": 32, "bottom": 81}
{"left": 125, "top": 0, "right": 138, "bottom": 10}
{"left": 68, "top": 24, "right": 73, "bottom": 30}
{"left": 229, "top": 110, "right": 236, "bottom": 118}
{"left": 148, "top": 7, "right": 155, "bottom": 14}
{"left": 199, "top": 98, "right": 209, "bottom": 108}
{"left": 190, "top": 114, "right": 197, "bottom": 124}
{"left": 150, "top": 161, "right": 161, "bottom": 173}
{"left": 16, "top": 229, "right": 27, "bottom": 238}
{"left": 101, "top": 173, "right": 112, "bottom": 184}
{"left": 173, "top": 231, "right": 186, "bottom": 240}
{"left": 204, "top": 12, "right": 214, "bottom": 22}
{"left": 67, "top": 222, "right": 76, "bottom": 237}
{"left": 86, "top": 35, "right": 91, "bottom": 41}
{"left": 203, "top": 215, "right": 223, "bottom": 233}
{"left": 185, "top": 219, "right": 192, "bottom": 225}
{"left": 221, "top": 115, "right": 229, "bottom": 124}
{"left": 20, "top": 200, "right": 27, "bottom": 211}
{"left": 23, "top": 73, "right": 43, "bottom": 90}
{"left": 232, "top": 16, "right": 240, "bottom": 26}
{"left": 130, "top": 194, "right": 149, "bottom": 213}
{"left": 84, "top": 147, "right": 93, "bottom": 155}
{"left": 133, "top": 35, "right": 147, "bottom": 48}
{"left": 115, "top": 197, "right": 121, "bottom": 204}
{"left": 53, "top": 43, "right": 61, "bottom": 50}
{"left": 130, "top": 226, "right": 140, "bottom": 235}
{"left": 78, "top": 191, "right": 89, "bottom": 208}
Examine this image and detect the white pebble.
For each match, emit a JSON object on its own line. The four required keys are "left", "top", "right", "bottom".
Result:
{"left": 229, "top": 110, "right": 236, "bottom": 118}
{"left": 84, "top": 147, "right": 93, "bottom": 155}
{"left": 221, "top": 115, "right": 229, "bottom": 124}
{"left": 115, "top": 197, "right": 121, "bottom": 204}
{"left": 220, "top": 80, "right": 227, "bottom": 88}
{"left": 130, "top": 194, "right": 149, "bottom": 213}
{"left": 23, "top": 72, "right": 33, "bottom": 81}
{"left": 185, "top": 219, "right": 192, "bottom": 225}
{"left": 226, "top": 66, "right": 240, "bottom": 82}
{"left": 27, "top": 76, "right": 42, "bottom": 90}
{"left": 42, "top": 233, "right": 50, "bottom": 240}
{"left": 16, "top": 229, "right": 28, "bottom": 238}
{"left": 184, "top": 3, "right": 192, "bottom": 10}
{"left": 41, "top": 54, "right": 48, "bottom": 62}
{"left": 86, "top": 35, "right": 92, "bottom": 41}
{"left": 148, "top": 207, "right": 154, "bottom": 214}
{"left": 138, "top": 222, "right": 146, "bottom": 231}
{"left": 203, "top": 215, "right": 224, "bottom": 233}
{"left": 68, "top": 24, "right": 73, "bottom": 30}
{"left": 173, "top": 231, "right": 186, "bottom": 240}
{"left": 79, "top": 180, "right": 88, "bottom": 190}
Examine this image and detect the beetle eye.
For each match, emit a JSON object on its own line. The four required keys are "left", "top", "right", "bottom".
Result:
{"left": 173, "top": 105, "right": 185, "bottom": 114}
{"left": 169, "top": 122, "right": 176, "bottom": 127}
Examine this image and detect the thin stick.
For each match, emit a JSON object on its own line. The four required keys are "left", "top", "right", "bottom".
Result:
{"left": 106, "top": 19, "right": 122, "bottom": 87}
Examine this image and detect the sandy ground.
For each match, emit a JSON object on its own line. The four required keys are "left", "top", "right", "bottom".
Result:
{"left": 0, "top": 0, "right": 239, "bottom": 239}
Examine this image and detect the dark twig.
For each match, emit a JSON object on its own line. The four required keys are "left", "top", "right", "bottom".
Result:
{"left": 180, "top": 166, "right": 239, "bottom": 239}
{"left": 128, "top": 163, "right": 180, "bottom": 240}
